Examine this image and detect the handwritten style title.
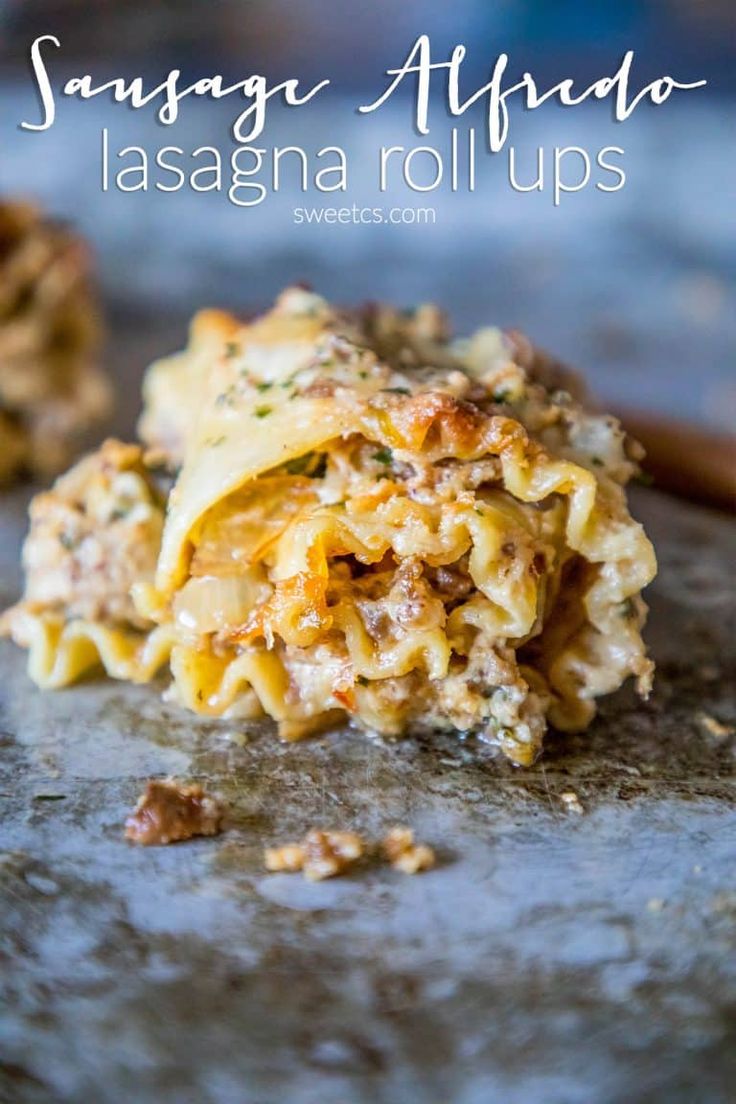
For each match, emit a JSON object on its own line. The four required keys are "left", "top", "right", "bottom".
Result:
{"left": 22, "top": 33, "right": 707, "bottom": 207}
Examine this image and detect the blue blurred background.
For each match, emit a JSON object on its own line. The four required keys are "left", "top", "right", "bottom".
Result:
{"left": 0, "top": 0, "right": 733, "bottom": 431}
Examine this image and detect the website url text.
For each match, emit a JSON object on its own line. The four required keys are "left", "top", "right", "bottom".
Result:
{"left": 293, "top": 205, "right": 437, "bottom": 226}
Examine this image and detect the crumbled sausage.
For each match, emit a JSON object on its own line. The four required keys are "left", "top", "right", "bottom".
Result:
{"left": 124, "top": 779, "right": 223, "bottom": 845}
{"left": 265, "top": 825, "right": 436, "bottom": 878}
{"left": 387, "top": 558, "right": 445, "bottom": 632}
{"left": 21, "top": 439, "right": 164, "bottom": 629}
{"left": 382, "top": 826, "right": 436, "bottom": 873}
{"left": 265, "top": 828, "right": 366, "bottom": 880}
{"left": 264, "top": 843, "right": 306, "bottom": 874}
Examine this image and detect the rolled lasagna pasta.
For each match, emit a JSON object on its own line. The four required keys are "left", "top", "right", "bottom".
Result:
{"left": 2, "top": 288, "right": 657, "bottom": 765}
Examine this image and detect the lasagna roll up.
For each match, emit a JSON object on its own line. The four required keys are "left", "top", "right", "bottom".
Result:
{"left": 3, "top": 287, "right": 656, "bottom": 765}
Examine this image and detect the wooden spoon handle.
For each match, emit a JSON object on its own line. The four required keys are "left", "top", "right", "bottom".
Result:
{"left": 615, "top": 407, "right": 736, "bottom": 512}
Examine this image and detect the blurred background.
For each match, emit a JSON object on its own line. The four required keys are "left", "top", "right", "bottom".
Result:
{"left": 0, "top": 0, "right": 733, "bottom": 432}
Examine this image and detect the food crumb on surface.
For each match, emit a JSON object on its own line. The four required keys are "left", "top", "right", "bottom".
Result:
{"left": 265, "top": 825, "right": 436, "bottom": 879}
{"left": 264, "top": 842, "right": 307, "bottom": 874}
{"left": 646, "top": 897, "right": 666, "bottom": 912}
{"left": 222, "top": 729, "right": 250, "bottom": 747}
{"left": 265, "top": 829, "right": 366, "bottom": 881}
{"left": 560, "top": 791, "right": 584, "bottom": 815}
{"left": 382, "top": 826, "right": 436, "bottom": 874}
{"left": 124, "top": 779, "right": 223, "bottom": 846}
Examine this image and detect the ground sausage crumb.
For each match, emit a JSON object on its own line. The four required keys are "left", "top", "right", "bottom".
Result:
{"left": 382, "top": 826, "right": 436, "bottom": 874}
{"left": 124, "top": 779, "right": 223, "bottom": 845}
{"left": 264, "top": 842, "right": 307, "bottom": 874}
{"left": 265, "top": 829, "right": 366, "bottom": 880}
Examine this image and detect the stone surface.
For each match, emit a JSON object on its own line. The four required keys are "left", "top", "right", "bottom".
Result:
{"left": 0, "top": 487, "right": 734, "bottom": 1104}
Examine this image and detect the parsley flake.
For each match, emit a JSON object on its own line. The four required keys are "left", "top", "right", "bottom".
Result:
{"left": 254, "top": 406, "right": 272, "bottom": 419}
{"left": 284, "top": 452, "right": 327, "bottom": 478}
{"left": 285, "top": 453, "right": 312, "bottom": 475}
{"left": 373, "top": 447, "right": 393, "bottom": 466}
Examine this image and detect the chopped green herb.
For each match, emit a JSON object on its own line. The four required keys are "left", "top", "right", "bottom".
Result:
{"left": 382, "top": 387, "right": 410, "bottom": 396}
{"left": 224, "top": 342, "right": 240, "bottom": 359}
{"left": 311, "top": 454, "right": 327, "bottom": 478}
{"left": 285, "top": 453, "right": 312, "bottom": 475}
{"left": 284, "top": 452, "right": 327, "bottom": 478}
{"left": 634, "top": 469, "right": 654, "bottom": 486}
{"left": 254, "top": 406, "right": 272, "bottom": 419}
{"left": 59, "top": 532, "right": 76, "bottom": 551}
{"left": 256, "top": 381, "right": 272, "bottom": 393}
{"left": 492, "top": 388, "right": 511, "bottom": 403}
{"left": 591, "top": 456, "right": 604, "bottom": 467}
{"left": 373, "top": 447, "right": 393, "bottom": 465}
{"left": 358, "top": 370, "right": 369, "bottom": 380}
{"left": 206, "top": 435, "right": 227, "bottom": 447}
{"left": 356, "top": 676, "right": 369, "bottom": 687}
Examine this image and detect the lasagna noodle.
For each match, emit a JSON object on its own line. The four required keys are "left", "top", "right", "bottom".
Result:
{"left": 8, "top": 610, "right": 173, "bottom": 688}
